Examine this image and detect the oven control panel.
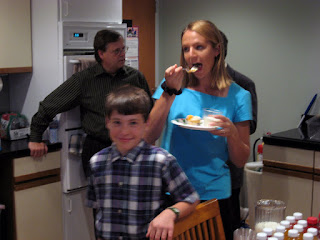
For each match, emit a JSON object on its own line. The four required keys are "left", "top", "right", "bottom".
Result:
{"left": 62, "top": 22, "right": 127, "bottom": 50}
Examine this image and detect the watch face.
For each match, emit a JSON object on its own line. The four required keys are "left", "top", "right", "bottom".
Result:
{"left": 168, "top": 207, "right": 180, "bottom": 219}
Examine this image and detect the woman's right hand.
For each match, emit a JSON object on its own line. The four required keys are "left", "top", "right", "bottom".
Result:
{"left": 28, "top": 142, "right": 48, "bottom": 158}
{"left": 164, "top": 64, "right": 184, "bottom": 90}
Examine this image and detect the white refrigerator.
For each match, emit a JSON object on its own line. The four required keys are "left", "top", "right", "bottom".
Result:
{"left": 59, "top": 22, "right": 127, "bottom": 240}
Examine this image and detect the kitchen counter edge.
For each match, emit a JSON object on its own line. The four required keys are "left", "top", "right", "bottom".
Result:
{"left": 0, "top": 139, "right": 62, "bottom": 160}
{"left": 263, "top": 128, "right": 320, "bottom": 151}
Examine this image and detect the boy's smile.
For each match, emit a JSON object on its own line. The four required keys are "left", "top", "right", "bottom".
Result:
{"left": 106, "top": 110, "right": 148, "bottom": 156}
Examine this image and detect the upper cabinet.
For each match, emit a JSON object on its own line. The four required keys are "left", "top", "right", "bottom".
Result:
{"left": 0, "top": 0, "right": 32, "bottom": 74}
{"left": 59, "top": 0, "right": 122, "bottom": 23}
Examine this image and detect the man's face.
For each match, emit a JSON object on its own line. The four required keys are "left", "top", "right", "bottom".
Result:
{"left": 98, "top": 38, "right": 126, "bottom": 74}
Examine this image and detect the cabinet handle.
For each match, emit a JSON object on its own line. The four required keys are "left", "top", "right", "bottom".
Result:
{"left": 68, "top": 198, "right": 72, "bottom": 213}
{"left": 63, "top": 1, "right": 69, "bottom": 17}
{"left": 69, "top": 59, "right": 80, "bottom": 64}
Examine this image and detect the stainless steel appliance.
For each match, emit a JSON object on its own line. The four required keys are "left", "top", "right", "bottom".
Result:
{"left": 60, "top": 22, "right": 127, "bottom": 240}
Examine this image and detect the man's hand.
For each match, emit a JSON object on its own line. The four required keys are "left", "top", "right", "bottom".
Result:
{"left": 146, "top": 208, "right": 176, "bottom": 240}
{"left": 28, "top": 142, "right": 48, "bottom": 158}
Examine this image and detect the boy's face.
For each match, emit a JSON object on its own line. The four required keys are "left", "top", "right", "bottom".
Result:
{"left": 106, "top": 110, "right": 148, "bottom": 156}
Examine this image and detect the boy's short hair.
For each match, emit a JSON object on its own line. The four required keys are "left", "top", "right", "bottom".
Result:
{"left": 105, "top": 85, "right": 152, "bottom": 121}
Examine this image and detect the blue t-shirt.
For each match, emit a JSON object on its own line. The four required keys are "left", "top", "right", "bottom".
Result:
{"left": 153, "top": 80, "right": 252, "bottom": 200}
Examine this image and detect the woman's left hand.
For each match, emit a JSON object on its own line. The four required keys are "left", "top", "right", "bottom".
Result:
{"left": 209, "top": 115, "right": 251, "bottom": 168}
{"left": 208, "top": 115, "right": 236, "bottom": 138}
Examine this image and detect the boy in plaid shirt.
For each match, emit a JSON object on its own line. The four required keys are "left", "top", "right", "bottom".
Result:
{"left": 86, "top": 85, "right": 199, "bottom": 240}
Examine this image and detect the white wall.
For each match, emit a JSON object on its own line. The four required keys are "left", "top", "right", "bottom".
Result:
{"left": 9, "top": 0, "right": 320, "bottom": 146}
{"left": 157, "top": 0, "right": 320, "bottom": 157}
{"left": 10, "top": 0, "right": 60, "bottom": 121}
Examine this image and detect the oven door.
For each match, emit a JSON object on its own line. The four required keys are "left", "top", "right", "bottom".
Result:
{"left": 63, "top": 54, "right": 95, "bottom": 83}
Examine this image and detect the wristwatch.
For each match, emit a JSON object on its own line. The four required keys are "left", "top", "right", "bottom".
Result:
{"left": 161, "top": 81, "right": 182, "bottom": 96}
{"left": 167, "top": 207, "right": 180, "bottom": 220}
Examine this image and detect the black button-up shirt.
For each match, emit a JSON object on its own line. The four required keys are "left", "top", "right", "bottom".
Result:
{"left": 30, "top": 64, "right": 152, "bottom": 143}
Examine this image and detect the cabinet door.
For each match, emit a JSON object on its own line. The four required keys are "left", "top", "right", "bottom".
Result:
{"left": 59, "top": 0, "right": 122, "bottom": 23}
{"left": 313, "top": 179, "right": 320, "bottom": 216}
{"left": 0, "top": 0, "right": 32, "bottom": 72}
{"left": 14, "top": 151, "right": 60, "bottom": 178}
{"left": 313, "top": 151, "right": 320, "bottom": 215}
{"left": 260, "top": 170, "right": 313, "bottom": 217}
{"left": 315, "top": 151, "right": 320, "bottom": 174}
{"left": 14, "top": 181, "right": 63, "bottom": 240}
{"left": 263, "top": 145, "right": 314, "bottom": 171}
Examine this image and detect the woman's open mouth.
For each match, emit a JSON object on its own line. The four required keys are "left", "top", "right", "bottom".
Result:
{"left": 193, "top": 63, "right": 202, "bottom": 71}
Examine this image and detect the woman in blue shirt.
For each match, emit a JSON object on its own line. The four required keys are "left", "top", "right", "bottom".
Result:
{"left": 145, "top": 20, "right": 252, "bottom": 240}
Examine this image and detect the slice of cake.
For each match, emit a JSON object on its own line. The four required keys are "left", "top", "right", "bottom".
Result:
{"left": 186, "top": 115, "right": 201, "bottom": 125}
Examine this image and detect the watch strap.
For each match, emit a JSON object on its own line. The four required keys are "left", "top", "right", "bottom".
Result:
{"left": 161, "top": 81, "right": 182, "bottom": 96}
{"left": 167, "top": 207, "right": 180, "bottom": 220}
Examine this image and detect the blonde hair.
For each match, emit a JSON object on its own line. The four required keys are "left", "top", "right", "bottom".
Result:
{"left": 180, "top": 20, "right": 232, "bottom": 90}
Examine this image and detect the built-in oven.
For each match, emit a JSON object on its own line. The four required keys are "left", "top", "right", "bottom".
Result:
{"left": 59, "top": 22, "right": 127, "bottom": 240}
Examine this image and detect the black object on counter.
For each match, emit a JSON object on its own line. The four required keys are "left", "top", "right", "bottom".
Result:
{"left": 263, "top": 127, "right": 320, "bottom": 151}
{"left": 0, "top": 204, "right": 5, "bottom": 240}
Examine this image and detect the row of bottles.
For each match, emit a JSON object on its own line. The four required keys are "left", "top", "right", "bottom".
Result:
{"left": 257, "top": 228, "right": 318, "bottom": 240}
{"left": 256, "top": 211, "right": 319, "bottom": 240}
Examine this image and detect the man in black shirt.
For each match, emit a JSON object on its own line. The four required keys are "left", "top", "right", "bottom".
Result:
{"left": 220, "top": 30, "right": 258, "bottom": 231}
{"left": 29, "top": 29, "right": 152, "bottom": 176}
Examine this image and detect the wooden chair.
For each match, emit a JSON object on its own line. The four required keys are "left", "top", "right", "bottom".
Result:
{"left": 173, "top": 199, "right": 226, "bottom": 240}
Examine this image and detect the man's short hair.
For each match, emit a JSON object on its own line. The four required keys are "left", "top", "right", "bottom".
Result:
{"left": 94, "top": 29, "right": 123, "bottom": 63}
{"left": 105, "top": 85, "right": 152, "bottom": 122}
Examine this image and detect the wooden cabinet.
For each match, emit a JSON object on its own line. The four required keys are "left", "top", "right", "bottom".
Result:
{"left": 0, "top": 0, "right": 32, "bottom": 74}
{"left": 260, "top": 169, "right": 313, "bottom": 216}
{"left": 261, "top": 144, "right": 319, "bottom": 217}
{"left": 59, "top": 0, "right": 122, "bottom": 23}
{"left": 15, "top": 181, "right": 62, "bottom": 240}
{"left": 0, "top": 151, "right": 62, "bottom": 240}
{"left": 13, "top": 151, "right": 62, "bottom": 240}
{"left": 313, "top": 151, "right": 320, "bottom": 216}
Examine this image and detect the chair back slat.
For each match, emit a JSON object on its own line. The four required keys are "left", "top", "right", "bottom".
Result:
{"left": 196, "top": 224, "right": 204, "bottom": 239}
{"left": 201, "top": 221, "right": 210, "bottom": 239}
{"left": 207, "top": 218, "right": 216, "bottom": 240}
{"left": 173, "top": 199, "right": 225, "bottom": 240}
{"left": 190, "top": 227, "right": 197, "bottom": 239}
{"left": 184, "top": 230, "right": 191, "bottom": 240}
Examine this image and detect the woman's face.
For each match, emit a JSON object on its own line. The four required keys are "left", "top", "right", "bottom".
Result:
{"left": 182, "top": 30, "right": 220, "bottom": 81}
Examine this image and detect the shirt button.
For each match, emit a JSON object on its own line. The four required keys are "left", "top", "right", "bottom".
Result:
{"left": 118, "top": 182, "right": 123, "bottom": 186}
{"left": 118, "top": 209, "right": 122, "bottom": 213}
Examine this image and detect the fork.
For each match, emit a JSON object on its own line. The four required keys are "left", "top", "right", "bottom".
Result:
{"left": 182, "top": 66, "right": 198, "bottom": 73}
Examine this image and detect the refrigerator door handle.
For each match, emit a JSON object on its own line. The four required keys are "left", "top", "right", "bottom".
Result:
{"left": 65, "top": 186, "right": 87, "bottom": 194}
{"left": 68, "top": 198, "right": 72, "bottom": 213}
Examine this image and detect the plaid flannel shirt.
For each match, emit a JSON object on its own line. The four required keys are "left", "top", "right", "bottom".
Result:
{"left": 86, "top": 140, "right": 199, "bottom": 239}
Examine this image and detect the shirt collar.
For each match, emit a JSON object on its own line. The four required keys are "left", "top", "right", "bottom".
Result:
{"left": 109, "top": 140, "right": 147, "bottom": 163}
{"left": 94, "top": 63, "right": 127, "bottom": 77}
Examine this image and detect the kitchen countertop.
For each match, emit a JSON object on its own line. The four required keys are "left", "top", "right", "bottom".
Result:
{"left": 0, "top": 138, "right": 62, "bottom": 160}
{"left": 263, "top": 128, "right": 320, "bottom": 151}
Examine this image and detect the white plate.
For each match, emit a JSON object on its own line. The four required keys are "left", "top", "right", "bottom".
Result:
{"left": 171, "top": 119, "right": 218, "bottom": 131}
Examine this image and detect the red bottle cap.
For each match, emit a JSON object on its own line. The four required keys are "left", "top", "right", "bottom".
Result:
{"left": 258, "top": 144, "right": 263, "bottom": 154}
{"left": 307, "top": 216, "right": 318, "bottom": 225}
